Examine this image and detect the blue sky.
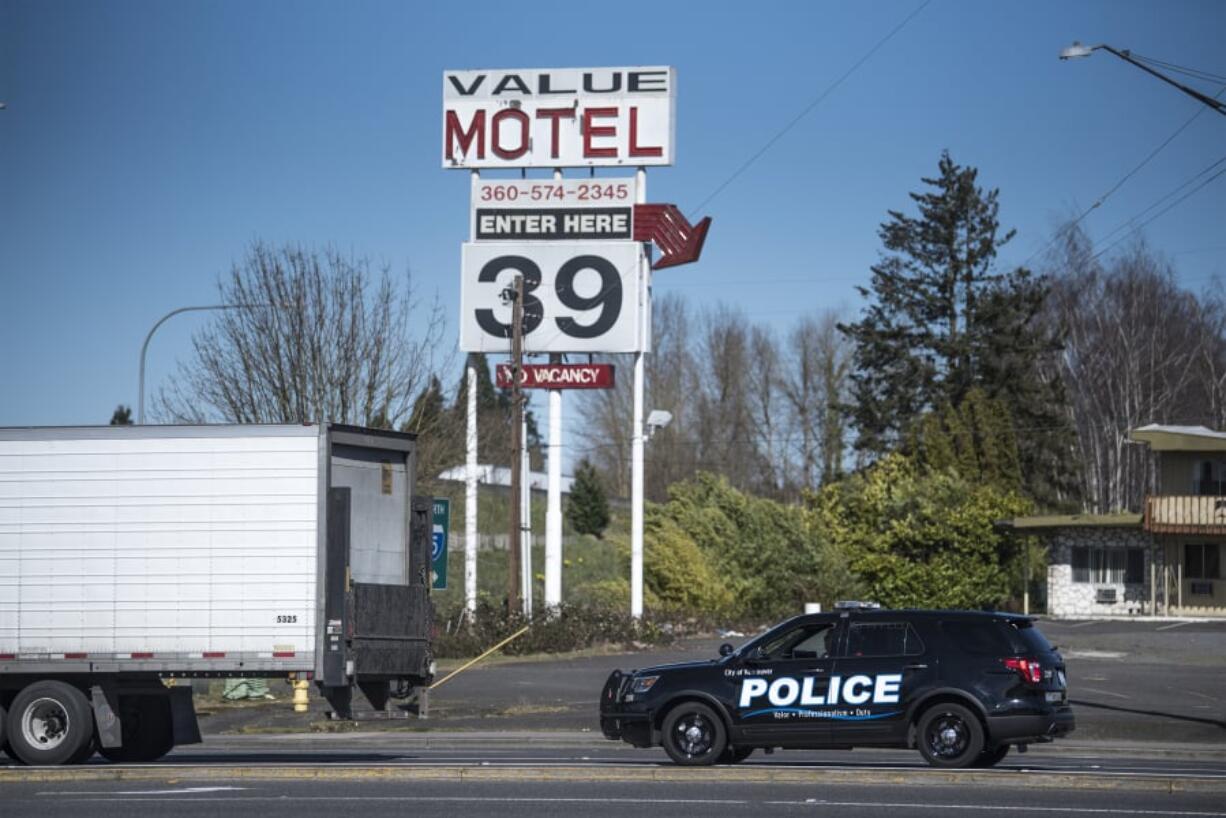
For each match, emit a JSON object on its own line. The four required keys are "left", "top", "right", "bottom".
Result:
{"left": 2, "top": 0, "right": 1223, "bottom": 440}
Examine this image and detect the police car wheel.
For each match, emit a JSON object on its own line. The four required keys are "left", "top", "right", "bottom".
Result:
{"left": 661, "top": 702, "right": 726, "bottom": 766}
{"left": 718, "top": 746, "right": 753, "bottom": 764}
{"left": 973, "top": 744, "right": 1010, "bottom": 768}
{"left": 917, "top": 703, "right": 984, "bottom": 768}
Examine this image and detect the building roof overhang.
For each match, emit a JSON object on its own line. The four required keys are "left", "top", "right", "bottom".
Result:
{"left": 1129, "top": 424, "right": 1226, "bottom": 452}
{"left": 996, "top": 513, "right": 1143, "bottom": 531}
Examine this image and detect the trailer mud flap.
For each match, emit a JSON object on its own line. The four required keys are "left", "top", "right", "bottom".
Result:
{"left": 169, "top": 686, "right": 202, "bottom": 746}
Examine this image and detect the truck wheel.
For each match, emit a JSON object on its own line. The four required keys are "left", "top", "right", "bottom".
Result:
{"left": 0, "top": 702, "right": 8, "bottom": 759}
{"left": 6, "top": 681, "right": 94, "bottom": 766}
{"left": 916, "top": 703, "right": 984, "bottom": 769}
{"left": 68, "top": 737, "right": 97, "bottom": 764}
{"left": 661, "top": 702, "right": 726, "bottom": 766}
{"left": 98, "top": 695, "right": 173, "bottom": 763}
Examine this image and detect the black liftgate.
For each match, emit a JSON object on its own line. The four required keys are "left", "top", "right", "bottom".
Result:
{"left": 320, "top": 426, "right": 434, "bottom": 719}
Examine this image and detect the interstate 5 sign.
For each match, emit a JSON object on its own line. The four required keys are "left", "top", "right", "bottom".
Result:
{"left": 443, "top": 66, "right": 675, "bottom": 169}
{"left": 459, "top": 242, "right": 644, "bottom": 354}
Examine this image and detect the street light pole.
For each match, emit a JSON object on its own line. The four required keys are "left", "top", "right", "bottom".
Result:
{"left": 137, "top": 303, "right": 264, "bottom": 424}
{"left": 1060, "top": 42, "right": 1226, "bottom": 117}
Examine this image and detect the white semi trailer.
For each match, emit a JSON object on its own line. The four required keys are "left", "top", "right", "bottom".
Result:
{"left": 0, "top": 423, "right": 434, "bottom": 765}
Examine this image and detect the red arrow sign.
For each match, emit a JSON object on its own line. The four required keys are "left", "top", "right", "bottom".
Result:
{"left": 633, "top": 204, "right": 712, "bottom": 270}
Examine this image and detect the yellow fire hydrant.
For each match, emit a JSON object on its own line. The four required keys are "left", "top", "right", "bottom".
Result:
{"left": 292, "top": 679, "right": 310, "bottom": 713}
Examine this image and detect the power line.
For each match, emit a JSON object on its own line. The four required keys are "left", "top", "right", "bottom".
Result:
{"left": 1021, "top": 85, "right": 1225, "bottom": 269}
{"left": 518, "top": 2, "right": 934, "bottom": 357}
{"left": 1091, "top": 154, "right": 1226, "bottom": 261}
{"left": 1129, "top": 52, "right": 1226, "bottom": 85}
{"left": 688, "top": 0, "right": 933, "bottom": 217}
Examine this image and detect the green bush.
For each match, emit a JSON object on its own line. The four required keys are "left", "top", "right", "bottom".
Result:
{"left": 646, "top": 473, "right": 860, "bottom": 619}
{"left": 810, "top": 453, "right": 1033, "bottom": 609}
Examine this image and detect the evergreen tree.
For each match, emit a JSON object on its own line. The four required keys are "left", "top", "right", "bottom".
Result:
{"left": 906, "top": 388, "right": 1023, "bottom": 492}
{"left": 840, "top": 151, "right": 1077, "bottom": 508}
{"left": 451, "top": 353, "right": 544, "bottom": 469}
{"left": 567, "top": 458, "right": 610, "bottom": 538}
{"left": 109, "top": 405, "right": 133, "bottom": 425}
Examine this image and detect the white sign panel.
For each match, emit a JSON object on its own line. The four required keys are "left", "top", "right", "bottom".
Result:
{"left": 460, "top": 242, "right": 644, "bottom": 353}
{"left": 443, "top": 66, "right": 675, "bottom": 169}
{"left": 471, "top": 177, "right": 637, "bottom": 242}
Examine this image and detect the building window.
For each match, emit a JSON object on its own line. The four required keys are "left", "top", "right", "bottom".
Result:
{"left": 1072, "top": 547, "right": 1145, "bottom": 584}
{"left": 1194, "top": 461, "right": 1225, "bottom": 496}
{"left": 1185, "top": 544, "right": 1221, "bottom": 580}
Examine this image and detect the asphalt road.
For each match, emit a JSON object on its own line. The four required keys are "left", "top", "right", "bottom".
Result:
{"left": 193, "top": 618, "right": 1226, "bottom": 745}
{"left": 163, "top": 730, "right": 1226, "bottom": 776}
{"left": 7, "top": 776, "right": 1226, "bottom": 818}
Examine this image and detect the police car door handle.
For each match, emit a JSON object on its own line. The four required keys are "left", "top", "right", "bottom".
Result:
{"left": 904, "top": 663, "right": 928, "bottom": 670}
{"left": 804, "top": 667, "right": 827, "bottom": 673}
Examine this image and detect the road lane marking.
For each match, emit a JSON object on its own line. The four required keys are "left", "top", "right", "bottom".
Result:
{"left": 1078, "top": 686, "right": 1131, "bottom": 699}
{"left": 775, "top": 799, "right": 1226, "bottom": 816}
{"left": 32, "top": 795, "right": 1226, "bottom": 815}
{"left": 39, "top": 786, "right": 247, "bottom": 795}
{"left": 1157, "top": 622, "right": 1195, "bottom": 631}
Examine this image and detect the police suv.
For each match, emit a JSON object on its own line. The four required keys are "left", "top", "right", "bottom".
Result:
{"left": 600, "top": 605, "right": 1073, "bottom": 768}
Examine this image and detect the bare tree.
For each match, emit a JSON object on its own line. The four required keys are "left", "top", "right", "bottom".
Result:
{"left": 1045, "top": 227, "right": 1226, "bottom": 512}
{"left": 577, "top": 294, "right": 698, "bottom": 500}
{"left": 158, "top": 242, "right": 449, "bottom": 428}
{"left": 780, "top": 309, "right": 851, "bottom": 489}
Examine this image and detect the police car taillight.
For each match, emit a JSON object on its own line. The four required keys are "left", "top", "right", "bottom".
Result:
{"left": 1003, "top": 657, "right": 1042, "bottom": 684}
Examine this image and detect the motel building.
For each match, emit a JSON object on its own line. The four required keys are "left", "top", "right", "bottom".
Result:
{"left": 1002, "top": 424, "right": 1226, "bottom": 619}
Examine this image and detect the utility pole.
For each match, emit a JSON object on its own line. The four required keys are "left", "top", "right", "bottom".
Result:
{"left": 507, "top": 275, "right": 525, "bottom": 613}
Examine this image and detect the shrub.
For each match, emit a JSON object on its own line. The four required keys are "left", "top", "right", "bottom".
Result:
{"left": 431, "top": 599, "right": 672, "bottom": 659}
{"left": 647, "top": 473, "right": 860, "bottom": 619}
{"left": 810, "top": 453, "right": 1033, "bottom": 609}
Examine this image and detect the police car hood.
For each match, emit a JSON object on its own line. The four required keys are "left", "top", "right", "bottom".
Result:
{"left": 633, "top": 658, "right": 723, "bottom": 675}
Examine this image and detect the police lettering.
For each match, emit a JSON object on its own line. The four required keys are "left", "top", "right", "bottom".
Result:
{"left": 738, "top": 674, "right": 902, "bottom": 708}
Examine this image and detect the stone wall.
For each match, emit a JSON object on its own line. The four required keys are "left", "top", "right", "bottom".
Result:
{"left": 1046, "top": 526, "right": 1159, "bottom": 618}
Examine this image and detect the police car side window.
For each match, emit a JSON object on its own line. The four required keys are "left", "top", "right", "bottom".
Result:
{"left": 846, "top": 622, "right": 924, "bottom": 657}
{"left": 760, "top": 623, "right": 835, "bottom": 660}
{"left": 940, "top": 620, "right": 1011, "bottom": 655}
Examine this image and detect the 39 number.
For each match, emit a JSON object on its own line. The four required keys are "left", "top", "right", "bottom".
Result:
{"left": 475, "top": 254, "right": 623, "bottom": 340}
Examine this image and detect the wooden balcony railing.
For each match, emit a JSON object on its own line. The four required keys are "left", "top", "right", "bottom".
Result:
{"left": 1144, "top": 495, "right": 1226, "bottom": 535}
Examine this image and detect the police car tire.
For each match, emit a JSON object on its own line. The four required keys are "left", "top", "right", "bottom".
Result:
{"left": 973, "top": 744, "right": 1010, "bottom": 768}
{"left": 661, "top": 702, "right": 727, "bottom": 766}
{"left": 916, "top": 703, "right": 984, "bottom": 769}
{"left": 718, "top": 746, "right": 754, "bottom": 764}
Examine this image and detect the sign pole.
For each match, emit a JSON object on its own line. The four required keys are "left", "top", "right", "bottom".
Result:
{"left": 545, "top": 167, "right": 564, "bottom": 611}
{"left": 630, "top": 166, "right": 647, "bottom": 620}
{"left": 465, "top": 360, "right": 478, "bottom": 615}
{"left": 465, "top": 172, "right": 481, "bottom": 618}
{"left": 521, "top": 408, "right": 532, "bottom": 617}
{"left": 508, "top": 274, "right": 524, "bottom": 614}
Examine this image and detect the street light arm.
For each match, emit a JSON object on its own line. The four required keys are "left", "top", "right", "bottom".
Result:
{"left": 1097, "top": 44, "right": 1226, "bottom": 117}
{"left": 137, "top": 303, "right": 259, "bottom": 424}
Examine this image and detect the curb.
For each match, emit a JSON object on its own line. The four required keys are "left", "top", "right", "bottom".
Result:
{"left": 1, "top": 764, "right": 1223, "bottom": 793}
{"left": 201, "top": 731, "right": 1226, "bottom": 759}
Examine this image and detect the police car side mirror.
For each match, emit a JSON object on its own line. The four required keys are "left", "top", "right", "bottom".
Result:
{"left": 744, "top": 646, "right": 768, "bottom": 663}
{"left": 719, "top": 643, "right": 734, "bottom": 657}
